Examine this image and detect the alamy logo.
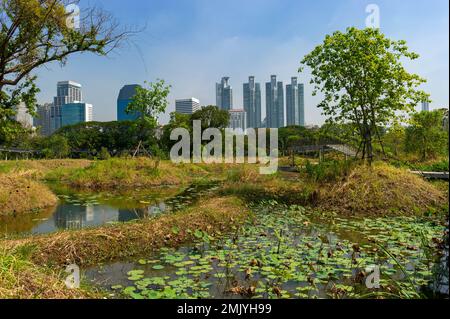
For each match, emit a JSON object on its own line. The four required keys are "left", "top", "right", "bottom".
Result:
{"left": 365, "top": 265, "right": 380, "bottom": 289}
{"left": 365, "top": 4, "right": 380, "bottom": 29}
{"left": 64, "top": 264, "right": 80, "bottom": 289}
{"left": 66, "top": 4, "right": 80, "bottom": 30}
{"left": 169, "top": 120, "right": 278, "bottom": 174}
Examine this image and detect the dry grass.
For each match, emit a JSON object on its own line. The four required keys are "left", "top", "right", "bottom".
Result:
{"left": 44, "top": 158, "right": 233, "bottom": 189}
{"left": 0, "top": 246, "right": 99, "bottom": 299}
{"left": 0, "top": 173, "right": 57, "bottom": 216}
{"left": 0, "top": 159, "right": 91, "bottom": 179}
{"left": 6, "top": 196, "right": 249, "bottom": 267}
{"left": 318, "top": 163, "right": 447, "bottom": 216}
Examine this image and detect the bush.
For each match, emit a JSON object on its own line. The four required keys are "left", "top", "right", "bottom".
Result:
{"left": 304, "top": 159, "right": 354, "bottom": 183}
{"left": 99, "top": 147, "right": 111, "bottom": 160}
{"left": 40, "top": 135, "right": 70, "bottom": 159}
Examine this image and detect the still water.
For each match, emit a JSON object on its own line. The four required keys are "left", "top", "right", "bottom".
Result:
{"left": 0, "top": 182, "right": 219, "bottom": 236}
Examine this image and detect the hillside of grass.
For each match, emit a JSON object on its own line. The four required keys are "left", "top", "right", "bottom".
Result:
{"left": 0, "top": 173, "right": 57, "bottom": 216}
{"left": 318, "top": 163, "right": 447, "bottom": 216}
{"left": 0, "top": 246, "right": 100, "bottom": 299}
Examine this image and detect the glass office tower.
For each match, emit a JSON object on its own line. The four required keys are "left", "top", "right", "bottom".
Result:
{"left": 286, "top": 77, "right": 305, "bottom": 126}
{"left": 117, "top": 84, "right": 140, "bottom": 121}
{"left": 266, "top": 75, "right": 284, "bottom": 128}
{"left": 243, "top": 76, "right": 262, "bottom": 129}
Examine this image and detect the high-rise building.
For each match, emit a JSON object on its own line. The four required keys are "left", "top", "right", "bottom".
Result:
{"left": 34, "top": 103, "right": 52, "bottom": 136}
{"left": 61, "top": 102, "right": 93, "bottom": 127}
{"left": 13, "top": 102, "right": 33, "bottom": 128}
{"left": 51, "top": 81, "right": 82, "bottom": 132}
{"left": 216, "top": 77, "right": 233, "bottom": 110}
{"left": 243, "top": 76, "right": 262, "bottom": 129}
{"left": 175, "top": 98, "right": 201, "bottom": 115}
{"left": 117, "top": 84, "right": 140, "bottom": 121}
{"left": 422, "top": 101, "right": 430, "bottom": 112}
{"left": 286, "top": 77, "right": 305, "bottom": 126}
{"left": 228, "top": 109, "right": 247, "bottom": 133}
{"left": 266, "top": 75, "right": 284, "bottom": 128}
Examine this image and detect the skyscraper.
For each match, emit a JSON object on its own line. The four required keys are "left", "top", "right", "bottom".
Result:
{"left": 286, "top": 77, "right": 305, "bottom": 127}
{"left": 175, "top": 98, "right": 201, "bottom": 115}
{"left": 51, "top": 81, "right": 82, "bottom": 132}
{"left": 243, "top": 76, "right": 262, "bottom": 129}
{"left": 422, "top": 101, "right": 430, "bottom": 112}
{"left": 216, "top": 77, "right": 233, "bottom": 110}
{"left": 117, "top": 84, "right": 140, "bottom": 121}
{"left": 61, "top": 102, "right": 93, "bottom": 127}
{"left": 34, "top": 103, "right": 52, "bottom": 136}
{"left": 266, "top": 75, "right": 284, "bottom": 128}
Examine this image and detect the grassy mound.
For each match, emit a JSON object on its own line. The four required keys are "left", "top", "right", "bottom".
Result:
{"left": 45, "top": 157, "right": 212, "bottom": 189}
{"left": 319, "top": 163, "right": 447, "bottom": 216}
{"left": 0, "top": 247, "right": 99, "bottom": 299}
{"left": 0, "top": 173, "right": 57, "bottom": 215}
{"left": 0, "top": 159, "right": 91, "bottom": 179}
{"left": 7, "top": 196, "right": 249, "bottom": 267}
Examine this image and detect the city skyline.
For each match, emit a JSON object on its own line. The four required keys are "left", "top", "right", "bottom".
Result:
{"left": 33, "top": 0, "right": 449, "bottom": 125}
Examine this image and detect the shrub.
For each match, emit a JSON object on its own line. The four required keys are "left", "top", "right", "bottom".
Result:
{"left": 304, "top": 159, "right": 354, "bottom": 183}
{"left": 99, "top": 147, "right": 111, "bottom": 160}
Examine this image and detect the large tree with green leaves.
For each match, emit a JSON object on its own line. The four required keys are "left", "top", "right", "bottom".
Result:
{"left": 0, "top": 0, "right": 132, "bottom": 142}
{"left": 300, "top": 27, "right": 428, "bottom": 163}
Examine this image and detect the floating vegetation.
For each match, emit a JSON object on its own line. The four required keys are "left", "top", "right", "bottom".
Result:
{"left": 87, "top": 201, "right": 447, "bottom": 299}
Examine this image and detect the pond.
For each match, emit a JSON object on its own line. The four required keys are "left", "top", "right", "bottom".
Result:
{"left": 84, "top": 201, "right": 448, "bottom": 299}
{"left": 0, "top": 181, "right": 220, "bottom": 236}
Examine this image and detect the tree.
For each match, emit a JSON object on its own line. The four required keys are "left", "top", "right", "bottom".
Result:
{"left": 190, "top": 105, "right": 230, "bottom": 131}
{"left": 405, "top": 110, "right": 448, "bottom": 160}
{"left": 160, "top": 112, "right": 191, "bottom": 152}
{"left": 126, "top": 79, "right": 171, "bottom": 128}
{"left": 41, "top": 134, "right": 69, "bottom": 158}
{"left": 300, "top": 27, "right": 428, "bottom": 164}
{"left": 383, "top": 123, "right": 406, "bottom": 156}
{"left": 1, "top": 0, "right": 133, "bottom": 140}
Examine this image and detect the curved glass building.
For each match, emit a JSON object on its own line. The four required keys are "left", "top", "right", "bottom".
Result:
{"left": 117, "top": 84, "right": 140, "bottom": 121}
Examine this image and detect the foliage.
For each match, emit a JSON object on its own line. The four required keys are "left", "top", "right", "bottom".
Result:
{"left": 383, "top": 123, "right": 406, "bottom": 156}
{"left": 40, "top": 134, "right": 70, "bottom": 159}
{"left": 300, "top": 27, "right": 428, "bottom": 163}
{"left": 0, "top": 0, "right": 131, "bottom": 133}
{"left": 405, "top": 110, "right": 448, "bottom": 160}
{"left": 278, "top": 126, "right": 317, "bottom": 155}
{"left": 54, "top": 121, "right": 157, "bottom": 157}
{"left": 161, "top": 106, "right": 230, "bottom": 153}
{"left": 98, "top": 147, "right": 110, "bottom": 160}
{"left": 126, "top": 79, "right": 171, "bottom": 129}
{"left": 190, "top": 105, "right": 230, "bottom": 131}
{"left": 303, "top": 159, "right": 354, "bottom": 183}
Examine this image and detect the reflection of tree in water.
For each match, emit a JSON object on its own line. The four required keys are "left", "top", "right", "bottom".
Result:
{"left": 54, "top": 204, "right": 87, "bottom": 230}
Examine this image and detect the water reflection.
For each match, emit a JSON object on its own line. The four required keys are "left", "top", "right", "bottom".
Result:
{"left": 1, "top": 181, "right": 218, "bottom": 236}
{"left": 1, "top": 191, "right": 175, "bottom": 236}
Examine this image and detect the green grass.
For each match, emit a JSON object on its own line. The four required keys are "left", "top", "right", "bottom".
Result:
{"left": 0, "top": 245, "right": 99, "bottom": 299}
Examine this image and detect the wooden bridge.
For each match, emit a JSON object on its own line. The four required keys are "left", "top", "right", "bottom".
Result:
{"left": 290, "top": 144, "right": 358, "bottom": 157}
{"left": 410, "top": 171, "right": 449, "bottom": 180}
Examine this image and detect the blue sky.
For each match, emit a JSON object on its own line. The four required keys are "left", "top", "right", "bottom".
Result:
{"left": 35, "top": 0, "right": 449, "bottom": 125}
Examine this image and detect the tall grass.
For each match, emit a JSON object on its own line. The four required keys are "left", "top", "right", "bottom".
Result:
{"left": 303, "top": 159, "right": 355, "bottom": 183}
